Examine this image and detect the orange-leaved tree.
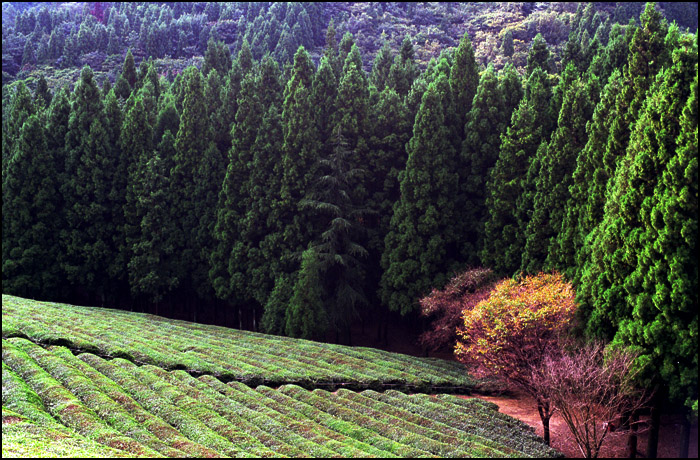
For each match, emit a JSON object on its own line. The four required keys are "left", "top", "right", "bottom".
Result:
{"left": 455, "top": 272, "right": 576, "bottom": 445}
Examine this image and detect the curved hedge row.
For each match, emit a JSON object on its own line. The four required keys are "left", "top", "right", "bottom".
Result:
{"left": 2, "top": 337, "right": 561, "bottom": 458}
{"left": 2, "top": 294, "right": 475, "bottom": 392}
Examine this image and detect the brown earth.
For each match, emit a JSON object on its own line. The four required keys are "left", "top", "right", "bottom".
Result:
{"left": 461, "top": 389, "right": 699, "bottom": 458}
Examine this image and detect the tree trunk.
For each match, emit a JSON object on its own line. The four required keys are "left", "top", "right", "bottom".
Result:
{"left": 537, "top": 402, "right": 551, "bottom": 446}
{"left": 679, "top": 411, "right": 690, "bottom": 458}
{"left": 646, "top": 402, "right": 661, "bottom": 459}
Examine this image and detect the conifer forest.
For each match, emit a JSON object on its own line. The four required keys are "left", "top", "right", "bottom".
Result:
{"left": 2, "top": 2, "right": 698, "bottom": 457}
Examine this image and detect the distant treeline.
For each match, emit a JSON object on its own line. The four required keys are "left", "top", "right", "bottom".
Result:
{"left": 2, "top": 2, "right": 697, "bottom": 415}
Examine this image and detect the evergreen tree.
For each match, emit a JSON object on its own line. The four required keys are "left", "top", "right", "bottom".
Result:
{"left": 584, "top": 37, "right": 697, "bottom": 418}
{"left": 450, "top": 31, "right": 480, "bottom": 131}
{"left": 122, "top": 49, "right": 137, "bottom": 89}
{"left": 259, "top": 46, "right": 321, "bottom": 330}
{"left": 277, "top": 46, "right": 320, "bottom": 269}
{"left": 625, "top": 66, "right": 697, "bottom": 414}
{"left": 556, "top": 70, "right": 623, "bottom": 285}
{"left": 482, "top": 95, "right": 542, "bottom": 276}
{"left": 312, "top": 56, "right": 338, "bottom": 158}
{"left": 2, "top": 115, "right": 62, "bottom": 299}
{"left": 323, "top": 19, "right": 340, "bottom": 77}
{"left": 502, "top": 28, "right": 514, "bottom": 58}
{"left": 387, "top": 35, "right": 419, "bottom": 98}
{"left": 499, "top": 63, "right": 524, "bottom": 119}
{"left": 170, "top": 67, "right": 222, "bottom": 307}
{"left": 459, "top": 65, "right": 510, "bottom": 265}
{"left": 120, "top": 90, "right": 155, "bottom": 300}
{"left": 34, "top": 75, "right": 52, "bottom": 110}
{"left": 370, "top": 41, "right": 393, "bottom": 91}
{"left": 526, "top": 33, "right": 551, "bottom": 76}
{"left": 381, "top": 76, "right": 460, "bottom": 315}
{"left": 211, "top": 68, "right": 263, "bottom": 304}
{"left": 285, "top": 247, "right": 327, "bottom": 340}
{"left": 521, "top": 65, "right": 596, "bottom": 275}
{"left": 128, "top": 131, "right": 179, "bottom": 307}
{"left": 302, "top": 132, "right": 370, "bottom": 340}
{"left": 61, "top": 67, "right": 117, "bottom": 302}
{"left": 202, "top": 36, "right": 232, "bottom": 77}
{"left": 3, "top": 82, "right": 35, "bottom": 179}
{"left": 578, "top": 1, "right": 672, "bottom": 336}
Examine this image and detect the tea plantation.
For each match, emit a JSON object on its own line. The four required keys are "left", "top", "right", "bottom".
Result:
{"left": 2, "top": 295, "right": 561, "bottom": 457}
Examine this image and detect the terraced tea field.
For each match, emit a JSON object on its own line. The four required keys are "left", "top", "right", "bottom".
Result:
{"left": 2, "top": 295, "right": 561, "bottom": 457}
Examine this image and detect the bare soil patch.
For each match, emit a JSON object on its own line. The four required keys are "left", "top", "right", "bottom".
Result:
{"left": 461, "top": 390, "right": 698, "bottom": 458}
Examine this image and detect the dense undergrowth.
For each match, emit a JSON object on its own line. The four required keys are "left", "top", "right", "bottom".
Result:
{"left": 2, "top": 294, "right": 561, "bottom": 457}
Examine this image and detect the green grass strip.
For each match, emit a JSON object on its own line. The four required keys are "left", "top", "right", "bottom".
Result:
{"left": 46, "top": 345, "right": 220, "bottom": 458}
{"left": 377, "top": 391, "right": 560, "bottom": 458}
{"left": 193, "top": 375, "right": 385, "bottom": 458}
{"left": 336, "top": 389, "right": 515, "bottom": 457}
{"left": 77, "top": 353, "right": 254, "bottom": 458}
{"left": 2, "top": 339, "right": 160, "bottom": 457}
{"left": 258, "top": 385, "right": 433, "bottom": 457}
{"left": 2, "top": 407, "right": 136, "bottom": 458}
{"left": 142, "top": 366, "right": 310, "bottom": 457}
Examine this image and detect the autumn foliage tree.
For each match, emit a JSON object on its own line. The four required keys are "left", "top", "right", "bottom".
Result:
{"left": 455, "top": 272, "right": 576, "bottom": 445}
{"left": 419, "top": 268, "right": 496, "bottom": 351}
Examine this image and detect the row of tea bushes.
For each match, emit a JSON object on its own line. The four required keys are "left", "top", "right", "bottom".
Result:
{"left": 2, "top": 295, "right": 476, "bottom": 392}
{"left": 2, "top": 337, "right": 561, "bottom": 458}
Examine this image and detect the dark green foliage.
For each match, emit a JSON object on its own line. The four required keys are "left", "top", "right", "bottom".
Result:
{"left": 556, "top": 70, "right": 624, "bottom": 285}
{"left": 153, "top": 98, "right": 180, "bottom": 145}
{"left": 502, "top": 29, "right": 514, "bottom": 57}
{"left": 3, "top": 82, "right": 35, "bottom": 178}
{"left": 2, "top": 115, "right": 61, "bottom": 299}
{"left": 170, "top": 67, "right": 222, "bottom": 303}
{"left": 459, "top": 66, "right": 513, "bottom": 265}
{"left": 526, "top": 33, "right": 551, "bottom": 76}
{"left": 450, "top": 31, "right": 480, "bottom": 130}
{"left": 276, "top": 46, "right": 320, "bottom": 272}
{"left": 202, "top": 36, "right": 232, "bottom": 77}
{"left": 61, "top": 67, "right": 117, "bottom": 301}
{"left": 582, "top": 36, "right": 697, "bottom": 411}
{"left": 128, "top": 131, "right": 179, "bottom": 305}
{"left": 216, "top": 56, "right": 284, "bottom": 309}
{"left": 285, "top": 248, "right": 328, "bottom": 340}
{"left": 301, "top": 133, "right": 370, "bottom": 337}
{"left": 211, "top": 69, "right": 263, "bottom": 303}
{"left": 33, "top": 75, "right": 51, "bottom": 110}
{"left": 122, "top": 49, "right": 137, "bottom": 89}
{"left": 381, "top": 77, "right": 461, "bottom": 315}
{"left": 481, "top": 73, "right": 544, "bottom": 276}
{"left": 312, "top": 56, "right": 338, "bottom": 158}
{"left": 336, "top": 44, "right": 370, "bottom": 153}
{"left": 119, "top": 91, "right": 155, "bottom": 300}
{"left": 370, "top": 41, "right": 394, "bottom": 91}
{"left": 261, "top": 273, "right": 296, "bottom": 335}
{"left": 387, "top": 36, "right": 419, "bottom": 98}
{"left": 521, "top": 65, "right": 596, "bottom": 275}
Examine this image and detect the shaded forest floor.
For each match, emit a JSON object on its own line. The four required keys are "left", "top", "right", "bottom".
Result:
{"left": 352, "top": 319, "right": 699, "bottom": 458}
{"left": 461, "top": 389, "right": 698, "bottom": 458}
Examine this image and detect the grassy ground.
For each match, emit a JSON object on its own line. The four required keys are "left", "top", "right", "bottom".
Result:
{"left": 2, "top": 294, "right": 562, "bottom": 458}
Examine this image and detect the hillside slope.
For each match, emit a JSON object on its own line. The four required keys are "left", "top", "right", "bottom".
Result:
{"left": 2, "top": 295, "right": 561, "bottom": 458}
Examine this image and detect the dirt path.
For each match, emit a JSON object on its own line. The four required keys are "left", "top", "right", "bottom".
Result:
{"left": 461, "top": 391, "right": 698, "bottom": 458}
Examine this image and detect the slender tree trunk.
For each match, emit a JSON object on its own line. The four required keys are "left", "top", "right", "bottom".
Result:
{"left": 537, "top": 402, "right": 551, "bottom": 446}
{"left": 646, "top": 402, "right": 661, "bottom": 459}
